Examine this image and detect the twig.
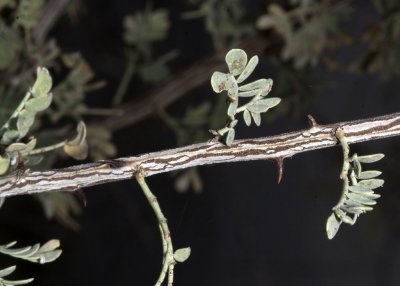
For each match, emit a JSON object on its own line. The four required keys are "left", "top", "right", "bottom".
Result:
{"left": 0, "top": 112, "right": 399, "bottom": 198}
{"left": 136, "top": 174, "right": 175, "bottom": 286}
{"left": 333, "top": 127, "right": 350, "bottom": 209}
{"left": 34, "top": 0, "right": 72, "bottom": 45}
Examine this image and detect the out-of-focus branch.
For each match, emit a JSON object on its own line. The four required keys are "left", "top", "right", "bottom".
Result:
{"left": 34, "top": 0, "right": 72, "bottom": 45}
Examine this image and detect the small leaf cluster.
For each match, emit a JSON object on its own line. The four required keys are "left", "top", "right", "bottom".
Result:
{"left": 326, "top": 153, "right": 385, "bottom": 239}
{"left": 210, "top": 49, "right": 281, "bottom": 145}
{"left": 0, "top": 68, "right": 52, "bottom": 175}
{"left": 182, "top": 0, "right": 253, "bottom": 51}
{"left": 0, "top": 2, "right": 116, "bottom": 230}
{"left": 0, "top": 0, "right": 45, "bottom": 70}
{"left": 0, "top": 67, "right": 52, "bottom": 146}
{"left": 0, "top": 239, "right": 62, "bottom": 286}
{"left": 0, "top": 68, "right": 88, "bottom": 176}
{"left": 0, "top": 266, "right": 33, "bottom": 286}
{"left": 121, "top": 8, "right": 176, "bottom": 85}
{"left": 0, "top": 240, "right": 62, "bottom": 264}
{"left": 257, "top": 1, "right": 351, "bottom": 69}
{"left": 351, "top": 1, "right": 400, "bottom": 79}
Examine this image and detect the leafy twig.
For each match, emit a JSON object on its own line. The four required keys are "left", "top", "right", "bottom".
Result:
{"left": 0, "top": 266, "right": 33, "bottom": 286}
{"left": 0, "top": 240, "right": 62, "bottom": 264}
{"left": 135, "top": 173, "right": 190, "bottom": 285}
{"left": 326, "top": 127, "right": 385, "bottom": 239}
{"left": 210, "top": 49, "right": 281, "bottom": 145}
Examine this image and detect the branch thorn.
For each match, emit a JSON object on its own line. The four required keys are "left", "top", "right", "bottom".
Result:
{"left": 276, "top": 157, "right": 284, "bottom": 184}
{"left": 307, "top": 114, "right": 319, "bottom": 128}
{"left": 99, "top": 159, "right": 126, "bottom": 168}
{"left": 74, "top": 189, "right": 87, "bottom": 207}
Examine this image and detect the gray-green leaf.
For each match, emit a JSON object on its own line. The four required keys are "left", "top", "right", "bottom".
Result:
{"left": 358, "top": 179, "right": 384, "bottom": 189}
{"left": 225, "top": 49, "right": 247, "bottom": 76}
{"left": 243, "top": 109, "right": 251, "bottom": 126}
{"left": 24, "top": 93, "right": 53, "bottom": 112}
{"left": 64, "top": 121, "right": 88, "bottom": 160}
{"left": 237, "top": 55, "right": 258, "bottom": 84}
{"left": 357, "top": 154, "right": 385, "bottom": 163}
{"left": 326, "top": 213, "right": 341, "bottom": 239}
{"left": 246, "top": 97, "right": 281, "bottom": 113}
{"left": 0, "top": 266, "right": 16, "bottom": 278}
{"left": 239, "top": 78, "right": 270, "bottom": 92}
{"left": 16, "top": 110, "right": 35, "bottom": 139}
{"left": 225, "top": 128, "right": 235, "bottom": 146}
{"left": 0, "top": 265, "right": 33, "bottom": 285}
{"left": 1, "top": 130, "right": 20, "bottom": 145}
{"left": 251, "top": 112, "right": 261, "bottom": 126}
{"left": 347, "top": 185, "right": 372, "bottom": 194}
{"left": 0, "top": 156, "right": 10, "bottom": 175}
{"left": 31, "top": 67, "right": 52, "bottom": 97}
{"left": 174, "top": 247, "right": 191, "bottom": 263}
{"left": 357, "top": 170, "right": 382, "bottom": 179}
{"left": 346, "top": 193, "right": 376, "bottom": 205}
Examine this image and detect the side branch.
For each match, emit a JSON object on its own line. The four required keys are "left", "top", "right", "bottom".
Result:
{"left": 0, "top": 112, "right": 399, "bottom": 198}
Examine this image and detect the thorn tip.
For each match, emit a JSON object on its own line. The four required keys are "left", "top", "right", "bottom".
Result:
{"left": 276, "top": 157, "right": 284, "bottom": 184}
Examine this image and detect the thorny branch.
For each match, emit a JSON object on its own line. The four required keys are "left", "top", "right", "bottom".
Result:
{"left": 0, "top": 112, "right": 399, "bottom": 198}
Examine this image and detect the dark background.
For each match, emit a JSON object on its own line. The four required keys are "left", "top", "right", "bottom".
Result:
{"left": 1, "top": 0, "right": 400, "bottom": 285}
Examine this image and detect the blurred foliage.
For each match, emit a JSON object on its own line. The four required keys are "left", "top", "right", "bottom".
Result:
{"left": 183, "top": 0, "right": 254, "bottom": 51}
{"left": 0, "top": 1, "right": 111, "bottom": 230}
{"left": 351, "top": 0, "right": 400, "bottom": 78}
{"left": 158, "top": 102, "right": 213, "bottom": 193}
{"left": 113, "top": 7, "right": 176, "bottom": 105}
{"left": 257, "top": 0, "right": 400, "bottom": 79}
{"left": 257, "top": 0, "right": 352, "bottom": 69}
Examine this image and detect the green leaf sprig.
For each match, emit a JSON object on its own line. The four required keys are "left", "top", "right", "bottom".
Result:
{"left": 0, "top": 239, "right": 62, "bottom": 264}
{"left": 326, "top": 128, "right": 385, "bottom": 239}
{"left": 210, "top": 49, "right": 281, "bottom": 145}
{"left": 0, "top": 266, "right": 33, "bottom": 286}
{"left": 0, "top": 67, "right": 53, "bottom": 146}
{"left": 0, "top": 67, "right": 89, "bottom": 176}
{"left": 0, "top": 240, "right": 62, "bottom": 286}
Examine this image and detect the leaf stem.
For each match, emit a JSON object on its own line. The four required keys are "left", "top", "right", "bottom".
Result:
{"left": 25, "top": 141, "right": 66, "bottom": 156}
{"left": 112, "top": 50, "right": 137, "bottom": 106}
{"left": 333, "top": 127, "right": 350, "bottom": 210}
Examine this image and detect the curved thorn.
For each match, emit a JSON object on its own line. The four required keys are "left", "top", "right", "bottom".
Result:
{"left": 74, "top": 189, "right": 87, "bottom": 207}
{"left": 276, "top": 157, "right": 284, "bottom": 184}
{"left": 307, "top": 114, "right": 319, "bottom": 128}
{"left": 99, "top": 159, "right": 126, "bottom": 168}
